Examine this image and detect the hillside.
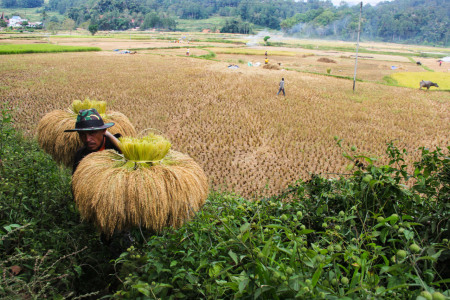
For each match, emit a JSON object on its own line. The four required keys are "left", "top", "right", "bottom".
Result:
{"left": 1, "top": 0, "right": 449, "bottom": 45}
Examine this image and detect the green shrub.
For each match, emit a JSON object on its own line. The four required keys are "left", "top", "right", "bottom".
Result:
{"left": 1, "top": 105, "right": 448, "bottom": 299}
{"left": 0, "top": 106, "right": 113, "bottom": 298}
{"left": 113, "top": 140, "right": 449, "bottom": 299}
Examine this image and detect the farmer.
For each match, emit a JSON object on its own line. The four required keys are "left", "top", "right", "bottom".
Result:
{"left": 64, "top": 108, "right": 121, "bottom": 173}
{"left": 65, "top": 108, "right": 131, "bottom": 250}
{"left": 277, "top": 78, "right": 285, "bottom": 96}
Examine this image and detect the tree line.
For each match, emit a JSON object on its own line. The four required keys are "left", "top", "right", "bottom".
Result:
{"left": 1, "top": 0, "right": 448, "bottom": 45}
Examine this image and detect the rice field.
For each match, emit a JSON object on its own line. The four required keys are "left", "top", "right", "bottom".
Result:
{"left": 0, "top": 43, "right": 101, "bottom": 55}
{"left": 212, "top": 48, "right": 297, "bottom": 56}
{"left": 1, "top": 36, "right": 449, "bottom": 197}
{"left": 391, "top": 72, "right": 450, "bottom": 89}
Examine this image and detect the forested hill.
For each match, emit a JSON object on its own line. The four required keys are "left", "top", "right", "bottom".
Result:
{"left": 2, "top": 0, "right": 449, "bottom": 45}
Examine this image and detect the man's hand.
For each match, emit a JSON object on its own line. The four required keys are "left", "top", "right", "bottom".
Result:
{"left": 105, "top": 130, "right": 122, "bottom": 151}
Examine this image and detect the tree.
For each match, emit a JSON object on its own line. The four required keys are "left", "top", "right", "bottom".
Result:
{"left": 47, "top": 21, "right": 59, "bottom": 34}
{"left": 88, "top": 23, "right": 98, "bottom": 35}
{"left": 19, "top": 0, "right": 43, "bottom": 8}
{"left": 50, "top": 15, "right": 59, "bottom": 23}
{"left": 263, "top": 36, "right": 270, "bottom": 45}
{"left": 2, "top": 0, "right": 17, "bottom": 8}
{"left": 0, "top": 19, "right": 7, "bottom": 27}
{"left": 62, "top": 18, "right": 75, "bottom": 34}
{"left": 41, "top": 10, "right": 48, "bottom": 28}
{"left": 142, "top": 11, "right": 160, "bottom": 29}
{"left": 221, "top": 18, "right": 253, "bottom": 34}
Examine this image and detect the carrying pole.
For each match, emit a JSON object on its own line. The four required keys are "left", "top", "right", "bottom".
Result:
{"left": 353, "top": 2, "right": 363, "bottom": 92}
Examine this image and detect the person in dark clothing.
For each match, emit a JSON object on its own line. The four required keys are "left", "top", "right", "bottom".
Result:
{"left": 277, "top": 78, "right": 285, "bottom": 96}
{"left": 64, "top": 108, "right": 132, "bottom": 251}
{"left": 71, "top": 130, "right": 122, "bottom": 173}
{"left": 64, "top": 108, "right": 122, "bottom": 173}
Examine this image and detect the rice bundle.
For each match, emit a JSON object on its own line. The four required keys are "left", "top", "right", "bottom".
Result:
{"left": 37, "top": 99, "right": 137, "bottom": 167}
{"left": 71, "top": 99, "right": 107, "bottom": 114}
{"left": 72, "top": 134, "right": 208, "bottom": 236}
{"left": 119, "top": 133, "right": 172, "bottom": 168}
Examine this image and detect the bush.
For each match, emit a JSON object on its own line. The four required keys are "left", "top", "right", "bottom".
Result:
{"left": 113, "top": 139, "right": 449, "bottom": 298}
{"left": 1, "top": 105, "right": 448, "bottom": 298}
{"left": 0, "top": 107, "right": 114, "bottom": 298}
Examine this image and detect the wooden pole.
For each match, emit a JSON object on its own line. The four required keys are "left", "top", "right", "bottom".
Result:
{"left": 353, "top": 2, "right": 363, "bottom": 92}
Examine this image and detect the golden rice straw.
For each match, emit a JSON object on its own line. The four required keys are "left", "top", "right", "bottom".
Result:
{"left": 37, "top": 101, "right": 137, "bottom": 167}
{"left": 72, "top": 150, "right": 208, "bottom": 236}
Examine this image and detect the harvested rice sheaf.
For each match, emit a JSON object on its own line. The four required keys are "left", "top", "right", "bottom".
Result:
{"left": 119, "top": 133, "right": 172, "bottom": 165}
{"left": 37, "top": 99, "right": 136, "bottom": 167}
{"left": 72, "top": 146, "right": 209, "bottom": 236}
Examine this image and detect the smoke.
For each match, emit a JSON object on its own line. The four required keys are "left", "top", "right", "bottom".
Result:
{"left": 285, "top": 15, "right": 354, "bottom": 39}
{"left": 246, "top": 30, "right": 272, "bottom": 46}
{"left": 244, "top": 15, "right": 356, "bottom": 45}
{"left": 246, "top": 30, "right": 299, "bottom": 46}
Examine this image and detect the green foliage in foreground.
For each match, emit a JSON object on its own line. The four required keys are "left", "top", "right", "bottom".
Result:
{"left": 0, "top": 107, "right": 449, "bottom": 299}
{"left": 0, "top": 44, "right": 101, "bottom": 55}
{"left": 114, "top": 142, "right": 449, "bottom": 298}
{"left": 0, "top": 107, "right": 115, "bottom": 298}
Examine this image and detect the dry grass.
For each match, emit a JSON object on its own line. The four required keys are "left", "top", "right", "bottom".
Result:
{"left": 1, "top": 44, "right": 449, "bottom": 198}
{"left": 72, "top": 149, "right": 208, "bottom": 236}
{"left": 37, "top": 108, "right": 136, "bottom": 167}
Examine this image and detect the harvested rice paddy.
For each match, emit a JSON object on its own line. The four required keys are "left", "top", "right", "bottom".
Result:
{"left": 1, "top": 34, "right": 449, "bottom": 197}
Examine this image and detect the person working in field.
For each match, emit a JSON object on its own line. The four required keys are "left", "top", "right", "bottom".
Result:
{"left": 277, "top": 78, "right": 285, "bottom": 96}
{"left": 65, "top": 108, "right": 131, "bottom": 251}
{"left": 64, "top": 108, "right": 122, "bottom": 173}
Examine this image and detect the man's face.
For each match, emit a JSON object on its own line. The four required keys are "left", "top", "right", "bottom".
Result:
{"left": 78, "top": 129, "right": 106, "bottom": 151}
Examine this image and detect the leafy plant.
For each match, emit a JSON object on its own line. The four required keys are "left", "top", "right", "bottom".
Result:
{"left": 112, "top": 140, "right": 449, "bottom": 299}
{"left": 0, "top": 107, "right": 114, "bottom": 298}
{"left": 88, "top": 24, "right": 98, "bottom": 36}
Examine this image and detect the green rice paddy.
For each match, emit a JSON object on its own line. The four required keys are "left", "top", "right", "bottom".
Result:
{"left": 390, "top": 72, "right": 450, "bottom": 89}
{"left": 0, "top": 44, "right": 101, "bottom": 54}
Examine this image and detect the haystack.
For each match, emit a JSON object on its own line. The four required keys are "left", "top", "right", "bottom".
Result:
{"left": 72, "top": 138, "right": 209, "bottom": 236}
{"left": 317, "top": 57, "right": 336, "bottom": 63}
{"left": 263, "top": 64, "right": 280, "bottom": 70}
{"left": 37, "top": 99, "right": 136, "bottom": 167}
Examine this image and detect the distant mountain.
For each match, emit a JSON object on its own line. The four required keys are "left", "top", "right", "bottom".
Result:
{"left": 1, "top": 0, "right": 448, "bottom": 45}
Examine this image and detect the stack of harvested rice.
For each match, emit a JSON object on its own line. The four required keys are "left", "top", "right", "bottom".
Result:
{"left": 37, "top": 99, "right": 136, "bottom": 167}
{"left": 72, "top": 133, "right": 208, "bottom": 236}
